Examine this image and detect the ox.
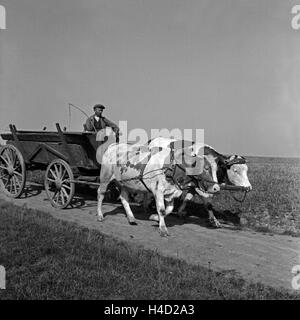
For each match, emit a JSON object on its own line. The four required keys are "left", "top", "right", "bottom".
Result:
{"left": 147, "top": 138, "right": 252, "bottom": 228}
{"left": 96, "top": 138, "right": 220, "bottom": 236}
{"left": 177, "top": 144, "right": 252, "bottom": 227}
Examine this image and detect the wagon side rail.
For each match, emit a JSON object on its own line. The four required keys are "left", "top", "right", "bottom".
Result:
{"left": 4, "top": 123, "right": 79, "bottom": 167}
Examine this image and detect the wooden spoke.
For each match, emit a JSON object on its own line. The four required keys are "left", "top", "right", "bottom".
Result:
{"left": 61, "top": 168, "right": 67, "bottom": 181}
{"left": 2, "top": 149, "right": 10, "bottom": 163}
{"left": 5, "top": 149, "right": 14, "bottom": 167}
{"left": 0, "top": 145, "right": 26, "bottom": 198}
{"left": 61, "top": 187, "right": 69, "bottom": 199}
{"left": 11, "top": 176, "right": 16, "bottom": 194}
{"left": 58, "top": 164, "right": 63, "bottom": 178}
{"left": 13, "top": 170, "right": 23, "bottom": 177}
{"left": 11, "top": 150, "right": 17, "bottom": 167}
{"left": 59, "top": 191, "right": 65, "bottom": 205}
{"left": 0, "top": 155, "right": 10, "bottom": 167}
{"left": 61, "top": 183, "right": 71, "bottom": 190}
{"left": 51, "top": 190, "right": 58, "bottom": 200}
{"left": 7, "top": 148, "right": 15, "bottom": 166}
{"left": 13, "top": 175, "right": 21, "bottom": 190}
{"left": 49, "top": 168, "right": 57, "bottom": 180}
{"left": 2, "top": 174, "right": 9, "bottom": 183}
{"left": 54, "top": 164, "right": 60, "bottom": 179}
{"left": 57, "top": 192, "right": 62, "bottom": 204}
{"left": 13, "top": 161, "right": 21, "bottom": 171}
{"left": 9, "top": 178, "right": 13, "bottom": 193}
{"left": 44, "top": 159, "right": 74, "bottom": 209}
{"left": 60, "top": 190, "right": 66, "bottom": 205}
{"left": 3, "top": 177, "right": 10, "bottom": 189}
{"left": 5, "top": 178, "right": 10, "bottom": 191}
{"left": 0, "top": 172, "right": 9, "bottom": 180}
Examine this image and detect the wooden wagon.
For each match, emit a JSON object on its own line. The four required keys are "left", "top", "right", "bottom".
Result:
{"left": 0, "top": 123, "right": 110, "bottom": 208}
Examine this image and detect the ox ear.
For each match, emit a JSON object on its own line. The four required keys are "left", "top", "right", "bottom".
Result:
{"left": 241, "top": 156, "right": 248, "bottom": 163}
{"left": 235, "top": 155, "right": 247, "bottom": 164}
{"left": 223, "top": 155, "right": 247, "bottom": 167}
{"left": 219, "top": 155, "right": 230, "bottom": 166}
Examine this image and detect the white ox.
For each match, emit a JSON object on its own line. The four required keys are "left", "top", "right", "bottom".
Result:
{"left": 148, "top": 138, "right": 252, "bottom": 228}
{"left": 96, "top": 137, "right": 220, "bottom": 236}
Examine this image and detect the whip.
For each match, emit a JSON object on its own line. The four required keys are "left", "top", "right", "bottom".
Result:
{"left": 68, "top": 103, "right": 97, "bottom": 132}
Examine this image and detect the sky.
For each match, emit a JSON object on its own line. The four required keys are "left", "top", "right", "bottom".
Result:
{"left": 0, "top": 0, "right": 300, "bottom": 157}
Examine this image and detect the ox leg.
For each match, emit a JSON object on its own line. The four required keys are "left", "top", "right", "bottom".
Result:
{"left": 154, "top": 192, "right": 169, "bottom": 237}
{"left": 177, "top": 192, "right": 194, "bottom": 218}
{"left": 149, "top": 214, "right": 159, "bottom": 222}
{"left": 149, "top": 198, "right": 174, "bottom": 221}
{"left": 97, "top": 166, "right": 114, "bottom": 222}
{"left": 204, "top": 199, "right": 221, "bottom": 228}
{"left": 119, "top": 189, "right": 137, "bottom": 225}
{"left": 165, "top": 199, "right": 174, "bottom": 215}
{"left": 142, "top": 193, "right": 152, "bottom": 212}
{"left": 97, "top": 182, "right": 109, "bottom": 221}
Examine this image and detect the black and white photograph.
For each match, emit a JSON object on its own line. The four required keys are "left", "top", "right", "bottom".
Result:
{"left": 0, "top": 0, "right": 300, "bottom": 303}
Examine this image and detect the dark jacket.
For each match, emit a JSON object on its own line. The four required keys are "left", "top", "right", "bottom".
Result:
{"left": 85, "top": 115, "right": 119, "bottom": 133}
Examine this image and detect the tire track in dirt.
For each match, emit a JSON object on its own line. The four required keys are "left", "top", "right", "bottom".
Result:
{"left": 0, "top": 183, "right": 299, "bottom": 291}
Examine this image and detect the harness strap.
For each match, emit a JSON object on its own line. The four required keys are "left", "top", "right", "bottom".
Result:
{"left": 137, "top": 155, "right": 154, "bottom": 193}
{"left": 138, "top": 175, "right": 152, "bottom": 193}
{"left": 230, "top": 190, "right": 248, "bottom": 203}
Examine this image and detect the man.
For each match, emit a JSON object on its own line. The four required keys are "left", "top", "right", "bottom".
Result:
{"left": 84, "top": 104, "right": 120, "bottom": 135}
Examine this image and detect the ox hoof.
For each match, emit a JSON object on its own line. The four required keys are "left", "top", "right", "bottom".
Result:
{"left": 209, "top": 218, "right": 222, "bottom": 228}
{"left": 128, "top": 219, "right": 138, "bottom": 225}
{"left": 97, "top": 216, "right": 105, "bottom": 222}
{"left": 159, "top": 228, "right": 169, "bottom": 237}
{"left": 149, "top": 214, "right": 159, "bottom": 222}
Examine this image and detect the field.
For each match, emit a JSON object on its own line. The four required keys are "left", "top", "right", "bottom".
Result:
{"left": 187, "top": 156, "right": 300, "bottom": 236}
{"left": 0, "top": 201, "right": 299, "bottom": 300}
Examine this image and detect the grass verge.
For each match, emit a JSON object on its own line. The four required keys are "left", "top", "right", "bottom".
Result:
{"left": 0, "top": 201, "right": 299, "bottom": 300}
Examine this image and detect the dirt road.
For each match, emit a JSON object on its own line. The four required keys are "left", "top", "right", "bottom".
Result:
{"left": 1, "top": 183, "right": 299, "bottom": 291}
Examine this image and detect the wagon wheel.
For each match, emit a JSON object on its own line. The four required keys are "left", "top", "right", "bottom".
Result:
{"left": 0, "top": 144, "right": 26, "bottom": 198}
{"left": 44, "top": 159, "right": 75, "bottom": 209}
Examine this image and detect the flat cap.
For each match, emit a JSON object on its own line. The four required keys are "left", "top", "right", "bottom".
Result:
{"left": 93, "top": 104, "right": 106, "bottom": 110}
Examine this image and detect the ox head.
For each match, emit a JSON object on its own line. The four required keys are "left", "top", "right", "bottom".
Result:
{"left": 200, "top": 154, "right": 220, "bottom": 194}
{"left": 173, "top": 147, "right": 220, "bottom": 194}
{"left": 220, "top": 155, "right": 252, "bottom": 191}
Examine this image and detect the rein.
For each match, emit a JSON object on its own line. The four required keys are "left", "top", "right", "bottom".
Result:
{"left": 164, "top": 164, "right": 193, "bottom": 191}
{"left": 115, "top": 166, "right": 176, "bottom": 193}
{"left": 230, "top": 190, "right": 248, "bottom": 203}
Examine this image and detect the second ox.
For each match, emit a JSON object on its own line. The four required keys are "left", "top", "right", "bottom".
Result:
{"left": 147, "top": 138, "right": 252, "bottom": 228}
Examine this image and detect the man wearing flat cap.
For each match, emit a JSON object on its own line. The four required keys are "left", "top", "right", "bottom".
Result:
{"left": 84, "top": 104, "right": 120, "bottom": 135}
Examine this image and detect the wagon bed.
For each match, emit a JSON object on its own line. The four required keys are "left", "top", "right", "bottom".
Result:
{"left": 1, "top": 124, "right": 100, "bottom": 170}
{"left": 0, "top": 123, "right": 110, "bottom": 209}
